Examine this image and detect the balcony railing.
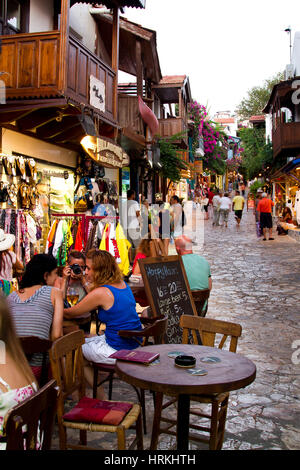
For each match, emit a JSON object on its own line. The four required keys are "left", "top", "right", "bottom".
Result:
{"left": 272, "top": 121, "right": 300, "bottom": 157}
{"left": 159, "top": 117, "right": 188, "bottom": 146}
{"left": 0, "top": 31, "right": 116, "bottom": 124}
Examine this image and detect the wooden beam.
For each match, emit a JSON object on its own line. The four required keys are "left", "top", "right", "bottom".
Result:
{"left": 36, "top": 116, "right": 81, "bottom": 140}
{"left": 112, "top": 7, "right": 120, "bottom": 127}
{"left": 59, "top": 0, "right": 70, "bottom": 93}
{"left": 136, "top": 40, "right": 143, "bottom": 97}
{"left": 0, "top": 109, "right": 34, "bottom": 125}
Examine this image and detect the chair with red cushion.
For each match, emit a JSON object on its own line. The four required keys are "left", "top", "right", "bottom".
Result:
{"left": 92, "top": 315, "right": 168, "bottom": 434}
{"left": 49, "top": 330, "right": 143, "bottom": 450}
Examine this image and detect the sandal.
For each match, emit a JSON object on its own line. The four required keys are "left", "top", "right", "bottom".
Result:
{"left": 269, "top": 238, "right": 274, "bottom": 240}
{"left": 263, "top": 238, "right": 267, "bottom": 241}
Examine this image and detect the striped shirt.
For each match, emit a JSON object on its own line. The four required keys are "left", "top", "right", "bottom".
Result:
{"left": 7, "top": 286, "right": 54, "bottom": 366}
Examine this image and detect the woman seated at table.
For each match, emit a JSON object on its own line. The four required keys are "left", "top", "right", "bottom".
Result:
{"left": 131, "top": 236, "right": 156, "bottom": 278}
{"left": 0, "top": 296, "right": 38, "bottom": 449}
{"left": 63, "top": 249, "right": 142, "bottom": 397}
{"left": 277, "top": 207, "right": 294, "bottom": 235}
{"left": 7, "top": 254, "right": 64, "bottom": 382}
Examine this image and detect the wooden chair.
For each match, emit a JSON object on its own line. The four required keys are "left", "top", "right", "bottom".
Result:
{"left": 151, "top": 315, "right": 242, "bottom": 450}
{"left": 49, "top": 330, "right": 143, "bottom": 450}
{"left": 4, "top": 379, "right": 57, "bottom": 450}
{"left": 191, "top": 289, "right": 210, "bottom": 317}
{"left": 19, "top": 336, "right": 52, "bottom": 387}
{"left": 92, "top": 315, "right": 168, "bottom": 434}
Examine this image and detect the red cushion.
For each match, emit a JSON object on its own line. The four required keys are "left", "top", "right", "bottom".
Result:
{"left": 62, "top": 397, "right": 132, "bottom": 426}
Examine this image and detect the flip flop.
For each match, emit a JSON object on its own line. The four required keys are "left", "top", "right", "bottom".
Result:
{"left": 269, "top": 238, "right": 274, "bottom": 240}
{"left": 263, "top": 238, "right": 267, "bottom": 241}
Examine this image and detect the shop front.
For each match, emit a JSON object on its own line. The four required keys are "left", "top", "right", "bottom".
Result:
{"left": 0, "top": 128, "right": 77, "bottom": 268}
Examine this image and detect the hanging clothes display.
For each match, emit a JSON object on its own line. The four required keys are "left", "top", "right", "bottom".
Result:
{"left": 0, "top": 209, "right": 39, "bottom": 265}
{"left": 99, "top": 223, "right": 121, "bottom": 264}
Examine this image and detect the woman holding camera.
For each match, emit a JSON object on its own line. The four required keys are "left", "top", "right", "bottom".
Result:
{"left": 63, "top": 249, "right": 142, "bottom": 398}
{"left": 55, "top": 250, "right": 92, "bottom": 333}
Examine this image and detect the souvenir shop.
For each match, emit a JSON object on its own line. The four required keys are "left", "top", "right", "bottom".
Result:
{"left": 271, "top": 159, "right": 300, "bottom": 223}
{"left": 45, "top": 137, "right": 132, "bottom": 276}
{"left": 0, "top": 128, "right": 77, "bottom": 266}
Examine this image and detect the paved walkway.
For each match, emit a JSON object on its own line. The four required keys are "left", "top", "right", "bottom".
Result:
{"left": 52, "top": 207, "right": 300, "bottom": 450}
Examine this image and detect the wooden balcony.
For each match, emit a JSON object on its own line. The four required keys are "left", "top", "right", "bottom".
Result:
{"left": 159, "top": 117, "right": 188, "bottom": 148}
{"left": 0, "top": 31, "right": 116, "bottom": 126}
{"left": 118, "top": 93, "right": 144, "bottom": 136}
{"left": 272, "top": 122, "right": 300, "bottom": 158}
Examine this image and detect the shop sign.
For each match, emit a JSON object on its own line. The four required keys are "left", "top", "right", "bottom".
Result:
{"left": 194, "top": 160, "right": 203, "bottom": 174}
{"left": 90, "top": 75, "right": 105, "bottom": 112}
{"left": 96, "top": 138, "right": 129, "bottom": 168}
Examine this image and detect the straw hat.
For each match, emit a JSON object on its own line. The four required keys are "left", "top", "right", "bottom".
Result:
{"left": 0, "top": 229, "right": 15, "bottom": 251}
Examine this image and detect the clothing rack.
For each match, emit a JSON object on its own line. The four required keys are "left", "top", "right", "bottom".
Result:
{"left": 52, "top": 213, "right": 119, "bottom": 248}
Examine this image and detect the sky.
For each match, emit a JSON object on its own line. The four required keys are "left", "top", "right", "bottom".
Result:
{"left": 121, "top": 0, "right": 300, "bottom": 116}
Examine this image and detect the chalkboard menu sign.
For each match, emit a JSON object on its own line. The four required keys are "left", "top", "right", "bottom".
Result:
{"left": 138, "top": 256, "right": 198, "bottom": 344}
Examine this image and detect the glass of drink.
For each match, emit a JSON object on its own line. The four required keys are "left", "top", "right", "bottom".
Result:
{"left": 67, "top": 287, "right": 79, "bottom": 307}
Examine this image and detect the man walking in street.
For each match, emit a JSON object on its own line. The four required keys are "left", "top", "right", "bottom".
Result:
{"left": 232, "top": 190, "right": 245, "bottom": 227}
{"left": 212, "top": 191, "right": 221, "bottom": 226}
{"left": 257, "top": 192, "right": 275, "bottom": 241}
{"left": 126, "top": 189, "right": 141, "bottom": 249}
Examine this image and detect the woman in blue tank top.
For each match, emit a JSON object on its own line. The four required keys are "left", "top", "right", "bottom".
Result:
{"left": 63, "top": 249, "right": 142, "bottom": 365}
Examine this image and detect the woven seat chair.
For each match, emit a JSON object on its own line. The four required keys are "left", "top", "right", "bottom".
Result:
{"left": 92, "top": 315, "right": 168, "bottom": 434}
{"left": 150, "top": 315, "right": 242, "bottom": 450}
{"left": 49, "top": 330, "right": 143, "bottom": 450}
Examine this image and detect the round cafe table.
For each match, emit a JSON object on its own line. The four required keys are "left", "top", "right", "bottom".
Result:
{"left": 115, "top": 344, "right": 256, "bottom": 450}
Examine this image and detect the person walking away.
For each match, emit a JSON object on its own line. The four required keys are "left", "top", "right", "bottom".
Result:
{"left": 257, "top": 193, "right": 275, "bottom": 241}
{"left": 241, "top": 182, "right": 246, "bottom": 196}
{"left": 126, "top": 190, "right": 141, "bottom": 264}
{"left": 202, "top": 192, "right": 209, "bottom": 220}
{"left": 232, "top": 190, "right": 245, "bottom": 227}
{"left": 219, "top": 193, "right": 231, "bottom": 228}
{"left": 212, "top": 191, "right": 221, "bottom": 226}
{"left": 170, "top": 195, "right": 183, "bottom": 239}
{"left": 0, "top": 229, "right": 23, "bottom": 282}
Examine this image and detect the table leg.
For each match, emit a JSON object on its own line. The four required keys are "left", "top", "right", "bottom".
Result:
{"left": 177, "top": 394, "right": 190, "bottom": 450}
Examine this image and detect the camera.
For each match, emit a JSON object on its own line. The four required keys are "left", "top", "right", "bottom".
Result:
{"left": 70, "top": 264, "right": 82, "bottom": 275}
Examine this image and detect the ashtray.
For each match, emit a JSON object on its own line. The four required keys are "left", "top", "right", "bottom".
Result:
{"left": 174, "top": 355, "right": 196, "bottom": 368}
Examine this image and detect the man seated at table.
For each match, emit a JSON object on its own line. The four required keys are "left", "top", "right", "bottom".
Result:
{"left": 175, "top": 235, "right": 212, "bottom": 312}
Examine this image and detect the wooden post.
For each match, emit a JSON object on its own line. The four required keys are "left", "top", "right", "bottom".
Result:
{"left": 58, "top": 0, "right": 70, "bottom": 93}
{"left": 112, "top": 7, "right": 120, "bottom": 131}
{"left": 136, "top": 40, "right": 143, "bottom": 97}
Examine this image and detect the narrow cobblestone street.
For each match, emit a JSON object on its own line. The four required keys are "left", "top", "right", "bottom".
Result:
{"left": 52, "top": 207, "right": 300, "bottom": 450}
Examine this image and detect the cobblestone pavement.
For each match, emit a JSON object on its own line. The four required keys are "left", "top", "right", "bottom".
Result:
{"left": 52, "top": 207, "right": 300, "bottom": 451}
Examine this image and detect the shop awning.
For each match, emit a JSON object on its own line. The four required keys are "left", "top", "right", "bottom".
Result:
{"left": 271, "top": 158, "right": 300, "bottom": 184}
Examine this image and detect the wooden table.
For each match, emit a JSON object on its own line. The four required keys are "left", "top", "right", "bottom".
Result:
{"left": 115, "top": 344, "right": 256, "bottom": 450}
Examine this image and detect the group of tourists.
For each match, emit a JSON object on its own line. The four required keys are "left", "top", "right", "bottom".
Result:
{"left": 211, "top": 190, "right": 245, "bottom": 228}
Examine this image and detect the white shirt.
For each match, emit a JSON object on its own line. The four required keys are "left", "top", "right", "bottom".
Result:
{"left": 212, "top": 195, "right": 221, "bottom": 208}
{"left": 219, "top": 197, "right": 231, "bottom": 211}
{"left": 127, "top": 200, "right": 140, "bottom": 229}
